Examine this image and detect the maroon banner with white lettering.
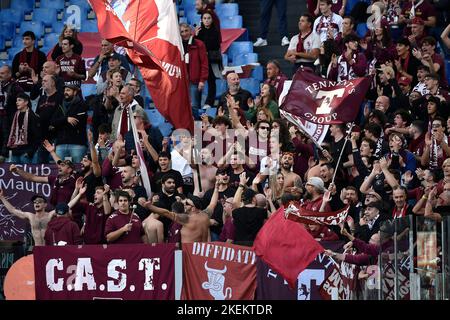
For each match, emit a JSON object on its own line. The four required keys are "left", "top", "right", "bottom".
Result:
{"left": 0, "top": 163, "right": 58, "bottom": 241}
{"left": 280, "top": 68, "right": 370, "bottom": 124}
{"left": 33, "top": 244, "right": 175, "bottom": 300}
{"left": 181, "top": 242, "right": 257, "bottom": 300}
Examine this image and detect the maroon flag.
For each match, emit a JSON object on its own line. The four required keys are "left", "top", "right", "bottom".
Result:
{"left": 253, "top": 207, "right": 324, "bottom": 289}
{"left": 33, "top": 244, "right": 175, "bottom": 300}
{"left": 280, "top": 68, "right": 370, "bottom": 125}
{"left": 89, "top": 0, "right": 194, "bottom": 133}
{"left": 285, "top": 203, "right": 350, "bottom": 226}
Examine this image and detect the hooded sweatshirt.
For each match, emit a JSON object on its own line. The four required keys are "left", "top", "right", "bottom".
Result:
{"left": 44, "top": 216, "right": 82, "bottom": 245}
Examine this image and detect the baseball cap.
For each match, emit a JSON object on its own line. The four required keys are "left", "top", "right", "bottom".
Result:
{"left": 31, "top": 195, "right": 47, "bottom": 203}
{"left": 366, "top": 201, "right": 384, "bottom": 212}
{"left": 398, "top": 76, "right": 412, "bottom": 86}
{"left": 64, "top": 83, "right": 80, "bottom": 90}
{"left": 108, "top": 52, "right": 121, "bottom": 60}
{"left": 57, "top": 159, "right": 75, "bottom": 169}
{"left": 306, "top": 177, "right": 325, "bottom": 192}
{"left": 55, "top": 203, "right": 69, "bottom": 215}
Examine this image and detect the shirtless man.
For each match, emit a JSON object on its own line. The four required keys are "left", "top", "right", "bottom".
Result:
{"left": 280, "top": 152, "right": 302, "bottom": 188}
{"left": 192, "top": 147, "right": 217, "bottom": 198}
{"left": 142, "top": 182, "right": 220, "bottom": 243}
{"left": 0, "top": 190, "right": 54, "bottom": 246}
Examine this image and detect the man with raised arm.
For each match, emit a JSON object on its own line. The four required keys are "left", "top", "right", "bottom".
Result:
{"left": 141, "top": 182, "right": 220, "bottom": 243}
{"left": 0, "top": 190, "right": 54, "bottom": 246}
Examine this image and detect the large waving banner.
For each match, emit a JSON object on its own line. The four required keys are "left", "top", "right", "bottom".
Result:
{"left": 280, "top": 69, "right": 370, "bottom": 125}
{"left": 89, "top": 0, "right": 193, "bottom": 132}
{"left": 33, "top": 244, "right": 175, "bottom": 300}
{"left": 0, "top": 163, "right": 58, "bottom": 241}
{"left": 181, "top": 242, "right": 256, "bottom": 300}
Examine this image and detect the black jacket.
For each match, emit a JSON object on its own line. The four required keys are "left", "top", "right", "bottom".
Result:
{"left": 50, "top": 95, "right": 88, "bottom": 146}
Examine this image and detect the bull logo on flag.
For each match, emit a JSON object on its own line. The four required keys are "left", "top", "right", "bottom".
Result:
{"left": 201, "top": 262, "right": 232, "bottom": 300}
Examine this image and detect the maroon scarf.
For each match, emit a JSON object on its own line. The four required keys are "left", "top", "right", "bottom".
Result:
{"left": 19, "top": 48, "right": 39, "bottom": 74}
{"left": 296, "top": 30, "right": 313, "bottom": 53}
{"left": 7, "top": 110, "right": 29, "bottom": 148}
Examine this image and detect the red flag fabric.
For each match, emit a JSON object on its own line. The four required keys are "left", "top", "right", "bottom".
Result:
{"left": 285, "top": 203, "right": 350, "bottom": 226}
{"left": 181, "top": 242, "right": 256, "bottom": 300}
{"left": 280, "top": 68, "right": 371, "bottom": 125}
{"left": 89, "top": 0, "right": 193, "bottom": 133}
{"left": 253, "top": 207, "right": 324, "bottom": 289}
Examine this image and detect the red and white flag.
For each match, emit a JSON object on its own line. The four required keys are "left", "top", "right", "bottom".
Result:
{"left": 89, "top": 0, "right": 193, "bottom": 133}
{"left": 285, "top": 202, "right": 350, "bottom": 226}
{"left": 280, "top": 68, "right": 370, "bottom": 125}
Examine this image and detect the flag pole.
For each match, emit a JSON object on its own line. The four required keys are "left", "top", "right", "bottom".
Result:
{"left": 331, "top": 122, "right": 355, "bottom": 184}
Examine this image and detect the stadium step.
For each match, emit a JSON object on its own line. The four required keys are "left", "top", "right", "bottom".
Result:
{"left": 239, "top": 0, "right": 307, "bottom": 78}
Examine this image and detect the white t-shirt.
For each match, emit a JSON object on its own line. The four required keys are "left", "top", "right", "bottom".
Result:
{"left": 287, "top": 32, "right": 321, "bottom": 63}
{"left": 313, "top": 13, "right": 343, "bottom": 43}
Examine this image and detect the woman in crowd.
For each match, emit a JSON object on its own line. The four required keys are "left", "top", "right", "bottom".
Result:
{"left": 51, "top": 24, "right": 83, "bottom": 61}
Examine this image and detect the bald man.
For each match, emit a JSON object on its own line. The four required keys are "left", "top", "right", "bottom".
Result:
{"left": 374, "top": 96, "right": 390, "bottom": 114}
{"left": 30, "top": 61, "right": 65, "bottom": 100}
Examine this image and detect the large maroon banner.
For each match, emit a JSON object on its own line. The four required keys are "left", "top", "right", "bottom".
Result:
{"left": 281, "top": 68, "right": 370, "bottom": 125}
{"left": 0, "top": 163, "right": 58, "bottom": 241}
{"left": 33, "top": 244, "right": 175, "bottom": 300}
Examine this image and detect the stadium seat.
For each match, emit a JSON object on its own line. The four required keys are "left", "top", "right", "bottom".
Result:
{"left": 227, "top": 41, "right": 253, "bottom": 63}
{"left": 61, "top": 5, "right": 89, "bottom": 29}
{"left": 0, "top": 60, "right": 12, "bottom": 67}
{"left": 13, "top": 37, "right": 23, "bottom": 48}
{"left": 52, "top": 21, "right": 65, "bottom": 33}
{"left": 186, "top": 10, "right": 201, "bottom": 26}
{"left": 10, "top": 0, "right": 35, "bottom": 13}
{"left": 40, "top": 46, "right": 52, "bottom": 55}
{"left": 179, "top": 16, "right": 188, "bottom": 24}
{"left": 80, "top": 20, "right": 98, "bottom": 32}
{"left": 0, "top": 9, "right": 25, "bottom": 26}
{"left": 232, "top": 53, "right": 258, "bottom": 66}
{"left": 0, "top": 36, "right": 5, "bottom": 52}
{"left": 0, "top": 22, "right": 17, "bottom": 40}
{"left": 181, "top": 0, "right": 196, "bottom": 11}
{"left": 215, "top": 79, "right": 227, "bottom": 98}
{"left": 32, "top": 8, "right": 58, "bottom": 27}
{"left": 20, "top": 21, "right": 45, "bottom": 39}
{"left": 220, "top": 15, "right": 243, "bottom": 29}
{"left": 222, "top": 53, "right": 228, "bottom": 67}
{"left": 356, "top": 23, "right": 369, "bottom": 38}
{"left": 251, "top": 65, "right": 264, "bottom": 81}
{"left": 205, "top": 107, "right": 217, "bottom": 118}
{"left": 67, "top": 0, "right": 92, "bottom": 10}
{"left": 215, "top": 3, "right": 239, "bottom": 19}
{"left": 8, "top": 47, "right": 23, "bottom": 60}
{"left": 240, "top": 78, "right": 260, "bottom": 97}
{"left": 81, "top": 84, "right": 97, "bottom": 98}
{"left": 146, "top": 109, "right": 165, "bottom": 127}
{"left": 158, "top": 121, "right": 174, "bottom": 137}
{"left": 40, "top": 0, "right": 65, "bottom": 10}
{"left": 44, "top": 33, "right": 60, "bottom": 48}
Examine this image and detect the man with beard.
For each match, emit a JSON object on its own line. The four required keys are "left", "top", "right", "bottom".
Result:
{"left": 105, "top": 191, "right": 147, "bottom": 244}
{"left": 280, "top": 152, "right": 302, "bottom": 188}
{"left": 144, "top": 183, "right": 220, "bottom": 243}
{"left": 301, "top": 177, "right": 331, "bottom": 212}
{"left": 50, "top": 83, "right": 88, "bottom": 163}
{"left": 153, "top": 173, "right": 181, "bottom": 240}
{"left": 192, "top": 147, "right": 218, "bottom": 198}
{"left": 425, "top": 183, "right": 450, "bottom": 222}
{"left": 342, "top": 186, "right": 363, "bottom": 223}
{"left": 203, "top": 168, "right": 237, "bottom": 241}
{"left": 69, "top": 184, "right": 112, "bottom": 244}
{"left": 0, "top": 191, "right": 54, "bottom": 246}
{"left": 9, "top": 160, "right": 76, "bottom": 207}
{"left": 119, "top": 165, "right": 148, "bottom": 219}
{"left": 218, "top": 72, "right": 253, "bottom": 112}
{"left": 151, "top": 151, "right": 184, "bottom": 194}
{"left": 30, "top": 61, "right": 64, "bottom": 100}
{"left": 319, "top": 162, "right": 344, "bottom": 210}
